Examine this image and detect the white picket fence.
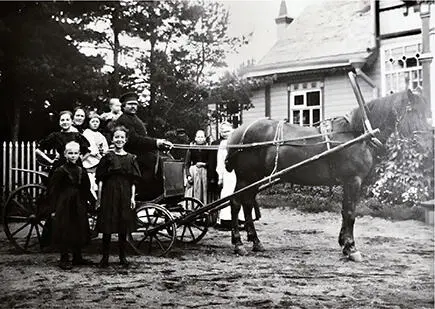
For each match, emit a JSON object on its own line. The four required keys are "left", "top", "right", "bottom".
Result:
{"left": 1, "top": 141, "right": 52, "bottom": 199}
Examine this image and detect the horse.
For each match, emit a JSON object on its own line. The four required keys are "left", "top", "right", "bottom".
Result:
{"left": 225, "top": 89, "right": 430, "bottom": 260}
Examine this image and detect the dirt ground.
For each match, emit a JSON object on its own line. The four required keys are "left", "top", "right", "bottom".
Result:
{"left": 0, "top": 208, "right": 433, "bottom": 309}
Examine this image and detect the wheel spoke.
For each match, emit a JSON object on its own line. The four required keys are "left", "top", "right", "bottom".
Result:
{"left": 24, "top": 224, "right": 34, "bottom": 250}
{"left": 6, "top": 215, "right": 29, "bottom": 221}
{"left": 187, "top": 225, "right": 195, "bottom": 239}
{"left": 147, "top": 235, "right": 154, "bottom": 253}
{"left": 156, "top": 231, "right": 173, "bottom": 241}
{"left": 190, "top": 221, "right": 206, "bottom": 231}
{"left": 34, "top": 223, "right": 42, "bottom": 246}
{"left": 11, "top": 222, "right": 31, "bottom": 237}
{"left": 153, "top": 234, "right": 165, "bottom": 251}
{"left": 180, "top": 225, "right": 187, "bottom": 239}
{"left": 10, "top": 199, "right": 31, "bottom": 216}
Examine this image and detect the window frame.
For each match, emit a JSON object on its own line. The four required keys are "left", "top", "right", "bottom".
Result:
{"left": 380, "top": 40, "right": 423, "bottom": 96}
{"left": 288, "top": 85, "right": 323, "bottom": 127}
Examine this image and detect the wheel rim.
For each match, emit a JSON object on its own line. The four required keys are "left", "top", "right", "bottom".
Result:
{"left": 169, "top": 197, "right": 208, "bottom": 244}
{"left": 3, "top": 184, "right": 48, "bottom": 253}
{"left": 128, "top": 203, "right": 176, "bottom": 256}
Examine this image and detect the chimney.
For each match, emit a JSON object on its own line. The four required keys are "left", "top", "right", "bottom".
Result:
{"left": 275, "top": 0, "right": 293, "bottom": 40}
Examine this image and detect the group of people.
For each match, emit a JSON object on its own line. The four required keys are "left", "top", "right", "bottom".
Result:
{"left": 183, "top": 122, "right": 244, "bottom": 227}
{"left": 36, "top": 90, "right": 241, "bottom": 270}
{"left": 36, "top": 92, "right": 172, "bottom": 270}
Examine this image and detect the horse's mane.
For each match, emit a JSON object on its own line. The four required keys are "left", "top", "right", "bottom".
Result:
{"left": 349, "top": 91, "right": 405, "bottom": 133}
{"left": 348, "top": 90, "right": 429, "bottom": 137}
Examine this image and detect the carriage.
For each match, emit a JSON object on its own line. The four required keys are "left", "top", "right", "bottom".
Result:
{"left": 3, "top": 72, "right": 429, "bottom": 259}
{"left": 2, "top": 156, "right": 211, "bottom": 257}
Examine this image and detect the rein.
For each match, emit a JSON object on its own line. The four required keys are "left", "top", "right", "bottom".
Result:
{"left": 172, "top": 131, "right": 345, "bottom": 151}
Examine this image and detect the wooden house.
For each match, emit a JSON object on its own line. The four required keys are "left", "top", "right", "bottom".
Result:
{"left": 242, "top": 0, "right": 434, "bottom": 126}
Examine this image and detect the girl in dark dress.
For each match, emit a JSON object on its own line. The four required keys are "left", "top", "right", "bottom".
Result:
{"left": 48, "top": 141, "right": 95, "bottom": 270}
{"left": 36, "top": 111, "right": 91, "bottom": 247}
{"left": 96, "top": 126, "right": 141, "bottom": 268}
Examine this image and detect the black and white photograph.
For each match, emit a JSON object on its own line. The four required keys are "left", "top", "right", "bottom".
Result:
{"left": 0, "top": 0, "right": 434, "bottom": 308}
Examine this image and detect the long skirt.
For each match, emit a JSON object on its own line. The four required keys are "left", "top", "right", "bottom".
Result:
{"left": 185, "top": 165, "right": 208, "bottom": 204}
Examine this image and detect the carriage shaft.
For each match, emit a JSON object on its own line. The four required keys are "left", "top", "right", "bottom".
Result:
{"left": 177, "top": 129, "right": 379, "bottom": 225}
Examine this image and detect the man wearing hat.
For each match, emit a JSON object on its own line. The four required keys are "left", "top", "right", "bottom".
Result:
{"left": 115, "top": 91, "right": 173, "bottom": 198}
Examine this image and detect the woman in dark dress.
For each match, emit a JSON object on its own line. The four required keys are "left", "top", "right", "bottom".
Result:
{"left": 36, "top": 110, "right": 90, "bottom": 170}
{"left": 48, "top": 141, "right": 95, "bottom": 270}
{"left": 72, "top": 107, "right": 87, "bottom": 133}
{"left": 96, "top": 126, "right": 141, "bottom": 268}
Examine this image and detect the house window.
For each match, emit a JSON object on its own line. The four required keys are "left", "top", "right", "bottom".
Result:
{"left": 381, "top": 41, "right": 422, "bottom": 95}
{"left": 289, "top": 82, "right": 322, "bottom": 127}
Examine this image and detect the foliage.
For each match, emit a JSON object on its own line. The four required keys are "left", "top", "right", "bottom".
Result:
{"left": 0, "top": 0, "right": 250, "bottom": 140}
{"left": 258, "top": 184, "right": 426, "bottom": 221}
{"left": 0, "top": 2, "right": 107, "bottom": 140}
{"left": 368, "top": 131, "right": 434, "bottom": 206}
{"left": 204, "top": 72, "right": 254, "bottom": 126}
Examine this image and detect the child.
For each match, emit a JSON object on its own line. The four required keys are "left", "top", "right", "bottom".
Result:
{"left": 36, "top": 111, "right": 90, "bottom": 247}
{"left": 47, "top": 141, "right": 95, "bottom": 270}
{"left": 82, "top": 112, "right": 109, "bottom": 198}
{"left": 184, "top": 130, "right": 209, "bottom": 204}
{"left": 96, "top": 126, "right": 141, "bottom": 268}
{"left": 100, "top": 98, "right": 123, "bottom": 143}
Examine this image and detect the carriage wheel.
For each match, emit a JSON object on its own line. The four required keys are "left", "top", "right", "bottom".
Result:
{"left": 3, "top": 184, "right": 48, "bottom": 253}
{"left": 128, "top": 202, "right": 176, "bottom": 257}
{"left": 167, "top": 197, "right": 209, "bottom": 244}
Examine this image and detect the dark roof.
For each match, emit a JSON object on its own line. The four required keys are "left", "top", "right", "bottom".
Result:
{"left": 245, "top": 0, "right": 376, "bottom": 78}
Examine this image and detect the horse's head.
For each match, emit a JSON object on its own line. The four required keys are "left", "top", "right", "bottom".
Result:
{"left": 393, "top": 89, "right": 431, "bottom": 136}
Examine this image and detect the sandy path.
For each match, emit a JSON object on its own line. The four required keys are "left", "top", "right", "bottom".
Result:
{"left": 0, "top": 208, "right": 433, "bottom": 308}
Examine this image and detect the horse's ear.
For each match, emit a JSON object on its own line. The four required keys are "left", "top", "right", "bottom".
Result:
{"left": 413, "top": 86, "right": 423, "bottom": 96}
{"left": 407, "top": 88, "right": 415, "bottom": 104}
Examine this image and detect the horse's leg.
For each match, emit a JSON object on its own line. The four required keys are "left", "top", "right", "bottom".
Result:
{"left": 231, "top": 196, "right": 247, "bottom": 256}
{"left": 338, "top": 177, "right": 363, "bottom": 262}
{"left": 243, "top": 195, "right": 265, "bottom": 252}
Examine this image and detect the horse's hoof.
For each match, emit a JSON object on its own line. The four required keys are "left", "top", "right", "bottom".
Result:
{"left": 252, "top": 242, "right": 265, "bottom": 252}
{"left": 348, "top": 251, "right": 363, "bottom": 262}
{"left": 234, "top": 245, "right": 248, "bottom": 256}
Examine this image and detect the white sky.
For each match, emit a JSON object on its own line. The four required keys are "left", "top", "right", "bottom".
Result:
{"left": 223, "top": 0, "right": 320, "bottom": 71}
{"left": 80, "top": 0, "right": 320, "bottom": 76}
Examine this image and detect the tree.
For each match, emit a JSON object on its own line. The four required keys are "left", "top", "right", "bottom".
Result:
{"left": 205, "top": 71, "right": 254, "bottom": 128}
{"left": 125, "top": 0, "right": 250, "bottom": 135}
{"left": 57, "top": 1, "right": 136, "bottom": 97}
{"left": 0, "top": 2, "right": 107, "bottom": 140}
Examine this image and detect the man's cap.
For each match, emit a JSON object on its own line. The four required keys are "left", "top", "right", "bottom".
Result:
{"left": 120, "top": 92, "right": 139, "bottom": 104}
{"left": 176, "top": 128, "right": 186, "bottom": 134}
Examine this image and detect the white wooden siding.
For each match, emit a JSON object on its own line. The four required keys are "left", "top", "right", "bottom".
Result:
{"left": 323, "top": 65, "right": 381, "bottom": 119}
{"left": 243, "top": 88, "right": 265, "bottom": 124}
{"left": 270, "top": 83, "right": 288, "bottom": 120}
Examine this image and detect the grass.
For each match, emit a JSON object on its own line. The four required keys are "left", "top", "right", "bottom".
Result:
{"left": 257, "top": 183, "right": 426, "bottom": 222}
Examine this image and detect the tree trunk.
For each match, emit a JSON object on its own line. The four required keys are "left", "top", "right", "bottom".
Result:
{"left": 11, "top": 102, "right": 20, "bottom": 142}
{"left": 148, "top": 36, "right": 157, "bottom": 135}
{"left": 110, "top": 4, "right": 121, "bottom": 97}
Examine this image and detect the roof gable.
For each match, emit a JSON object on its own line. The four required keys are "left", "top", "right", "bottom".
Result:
{"left": 247, "top": 0, "right": 375, "bottom": 77}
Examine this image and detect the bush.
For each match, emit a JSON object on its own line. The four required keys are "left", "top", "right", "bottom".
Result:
{"left": 368, "top": 131, "right": 434, "bottom": 206}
